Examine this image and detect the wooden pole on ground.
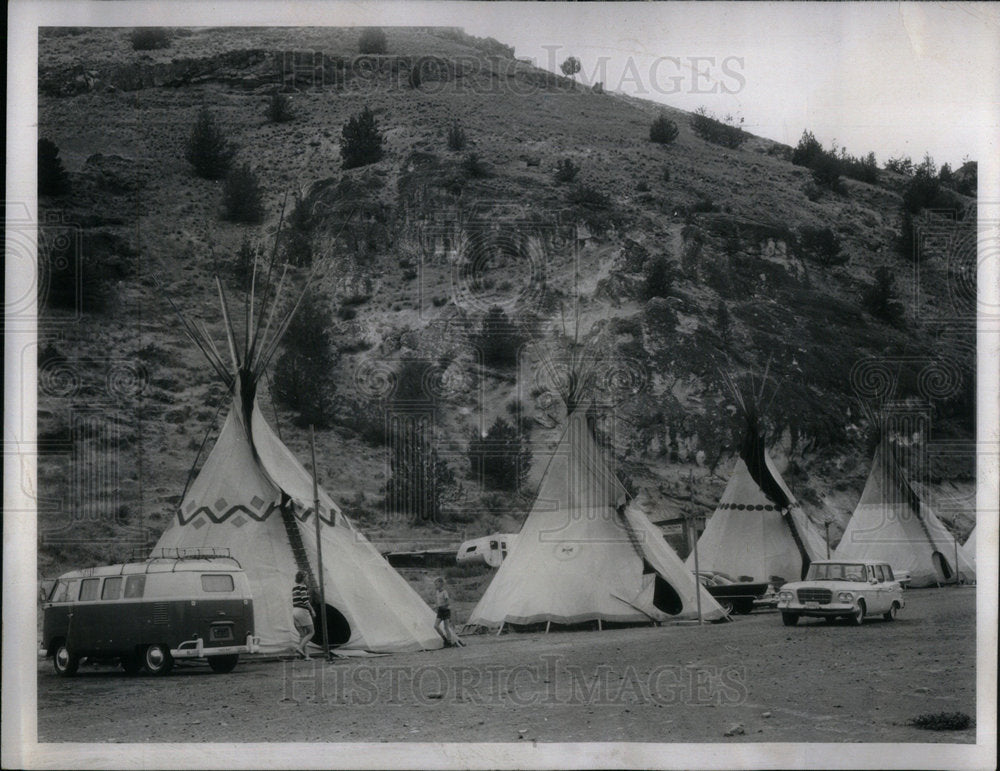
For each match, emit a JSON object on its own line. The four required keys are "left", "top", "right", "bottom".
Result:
{"left": 310, "top": 425, "right": 330, "bottom": 661}
{"left": 497, "top": 622, "right": 504, "bottom": 636}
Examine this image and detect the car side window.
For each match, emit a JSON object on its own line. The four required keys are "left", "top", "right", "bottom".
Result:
{"left": 867, "top": 565, "right": 876, "bottom": 582}
{"left": 124, "top": 575, "right": 146, "bottom": 599}
{"left": 882, "top": 565, "right": 894, "bottom": 581}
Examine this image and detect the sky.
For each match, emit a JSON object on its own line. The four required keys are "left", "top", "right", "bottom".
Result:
{"left": 448, "top": 2, "right": 1000, "bottom": 170}
{"left": 13, "top": 1, "right": 999, "bottom": 168}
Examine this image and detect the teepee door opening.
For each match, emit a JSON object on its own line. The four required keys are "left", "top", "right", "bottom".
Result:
{"left": 931, "top": 551, "right": 953, "bottom": 582}
{"left": 643, "top": 559, "right": 683, "bottom": 615}
{"left": 651, "top": 575, "right": 683, "bottom": 616}
{"left": 313, "top": 604, "right": 352, "bottom": 647}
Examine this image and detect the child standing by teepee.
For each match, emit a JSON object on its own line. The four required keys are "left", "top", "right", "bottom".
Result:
{"left": 433, "top": 577, "right": 463, "bottom": 647}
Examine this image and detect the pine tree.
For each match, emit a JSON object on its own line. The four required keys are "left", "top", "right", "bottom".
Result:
{"left": 340, "top": 107, "right": 384, "bottom": 169}
{"left": 272, "top": 293, "right": 339, "bottom": 427}
{"left": 186, "top": 108, "right": 235, "bottom": 180}
{"left": 38, "top": 138, "right": 70, "bottom": 196}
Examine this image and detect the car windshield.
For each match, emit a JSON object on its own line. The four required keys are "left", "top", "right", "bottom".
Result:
{"left": 806, "top": 563, "right": 867, "bottom": 582}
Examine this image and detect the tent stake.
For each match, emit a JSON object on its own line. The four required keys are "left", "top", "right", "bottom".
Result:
{"left": 545, "top": 621, "right": 551, "bottom": 634}
{"left": 497, "top": 622, "right": 504, "bottom": 637}
{"left": 310, "top": 425, "right": 331, "bottom": 662}
{"left": 597, "top": 619, "right": 602, "bottom": 632}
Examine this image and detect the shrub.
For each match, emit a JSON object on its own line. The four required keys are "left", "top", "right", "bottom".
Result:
{"left": 791, "top": 130, "right": 825, "bottom": 168}
{"left": 560, "top": 56, "right": 581, "bottom": 84}
{"left": 462, "top": 152, "right": 491, "bottom": 179}
{"left": 358, "top": 27, "right": 387, "bottom": 55}
{"left": 272, "top": 293, "right": 339, "bottom": 427}
{"left": 643, "top": 255, "right": 675, "bottom": 300}
{"left": 661, "top": 165, "right": 671, "bottom": 183}
{"left": 222, "top": 164, "right": 265, "bottom": 223}
{"left": 129, "top": 28, "right": 171, "bottom": 51}
{"left": 468, "top": 416, "right": 532, "bottom": 492}
{"left": 636, "top": 179, "right": 650, "bottom": 192}
{"left": 690, "top": 196, "right": 717, "bottom": 214}
{"left": 884, "top": 155, "right": 913, "bottom": 176}
{"left": 340, "top": 107, "right": 384, "bottom": 169}
{"left": 689, "top": 107, "right": 746, "bottom": 149}
{"left": 553, "top": 158, "right": 580, "bottom": 184}
{"left": 842, "top": 151, "right": 879, "bottom": 184}
{"left": 566, "top": 183, "right": 609, "bottom": 208}
{"left": 902, "top": 160, "right": 943, "bottom": 214}
{"left": 38, "top": 138, "right": 70, "bottom": 196}
{"left": 863, "top": 267, "right": 904, "bottom": 326}
{"left": 447, "top": 122, "right": 466, "bottom": 151}
{"left": 910, "top": 712, "right": 972, "bottom": 731}
{"left": 266, "top": 92, "right": 294, "bottom": 123}
{"left": 386, "top": 430, "right": 456, "bottom": 525}
{"left": 475, "top": 306, "right": 523, "bottom": 369}
{"left": 186, "top": 108, "right": 235, "bottom": 180}
{"left": 810, "top": 151, "right": 842, "bottom": 192}
{"left": 798, "top": 226, "right": 845, "bottom": 265}
{"left": 649, "top": 114, "right": 679, "bottom": 145}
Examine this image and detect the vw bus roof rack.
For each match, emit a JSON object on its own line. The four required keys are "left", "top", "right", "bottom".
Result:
{"left": 128, "top": 547, "right": 243, "bottom": 571}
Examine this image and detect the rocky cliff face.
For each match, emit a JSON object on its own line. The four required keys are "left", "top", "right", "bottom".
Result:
{"left": 35, "top": 26, "right": 976, "bottom": 573}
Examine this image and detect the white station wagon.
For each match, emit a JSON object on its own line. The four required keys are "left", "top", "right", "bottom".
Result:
{"left": 776, "top": 559, "right": 904, "bottom": 626}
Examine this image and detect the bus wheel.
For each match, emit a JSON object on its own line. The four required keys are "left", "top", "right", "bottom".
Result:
{"left": 208, "top": 654, "right": 239, "bottom": 674}
{"left": 53, "top": 641, "right": 79, "bottom": 677}
{"left": 121, "top": 652, "right": 142, "bottom": 676}
{"left": 142, "top": 644, "right": 174, "bottom": 676}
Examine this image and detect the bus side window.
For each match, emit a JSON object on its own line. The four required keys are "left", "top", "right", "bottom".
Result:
{"left": 80, "top": 578, "right": 100, "bottom": 601}
{"left": 50, "top": 580, "right": 69, "bottom": 602}
{"left": 102, "top": 576, "right": 123, "bottom": 600}
{"left": 124, "top": 575, "right": 146, "bottom": 599}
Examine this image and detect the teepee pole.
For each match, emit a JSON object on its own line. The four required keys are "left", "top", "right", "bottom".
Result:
{"left": 216, "top": 277, "right": 242, "bottom": 370}
{"left": 310, "top": 425, "right": 331, "bottom": 661}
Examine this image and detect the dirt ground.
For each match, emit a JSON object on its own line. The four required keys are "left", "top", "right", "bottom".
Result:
{"left": 36, "top": 587, "right": 977, "bottom": 744}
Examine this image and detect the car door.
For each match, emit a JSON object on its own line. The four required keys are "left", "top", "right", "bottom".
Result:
{"left": 868, "top": 565, "right": 886, "bottom": 613}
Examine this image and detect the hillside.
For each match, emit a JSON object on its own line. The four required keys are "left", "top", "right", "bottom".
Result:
{"left": 35, "top": 26, "right": 977, "bottom": 576}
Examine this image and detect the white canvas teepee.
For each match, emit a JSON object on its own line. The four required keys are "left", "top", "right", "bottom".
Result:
{"left": 154, "top": 267, "right": 442, "bottom": 654}
{"left": 834, "top": 446, "right": 976, "bottom": 587}
{"left": 686, "top": 396, "right": 826, "bottom": 584}
{"left": 469, "top": 408, "right": 725, "bottom": 627}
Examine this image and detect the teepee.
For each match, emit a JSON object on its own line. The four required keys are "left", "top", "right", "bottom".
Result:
{"left": 154, "top": 253, "right": 442, "bottom": 654}
{"left": 687, "top": 376, "right": 826, "bottom": 584}
{"left": 835, "top": 444, "right": 975, "bottom": 586}
{"left": 468, "top": 331, "right": 724, "bottom": 628}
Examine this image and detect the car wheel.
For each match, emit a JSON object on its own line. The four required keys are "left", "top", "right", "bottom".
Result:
{"left": 208, "top": 654, "right": 239, "bottom": 674}
{"left": 883, "top": 602, "right": 899, "bottom": 622}
{"left": 849, "top": 600, "right": 866, "bottom": 626}
{"left": 719, "top": 599, "right": 734, "bottom": 615}
{"left": 142, "top": 644, "right": 174, "bottom": 676}
{"left": 52, "top": 641, "right": 79, "bottom": 677}
{"left": 781, "top": 612, "right": 799, "bottom": 626}
{"left": 734, "top": 599, "right": 755, "bottom": 615}
{"left": 121, "top": 651, "right": 142, "bottom": 676}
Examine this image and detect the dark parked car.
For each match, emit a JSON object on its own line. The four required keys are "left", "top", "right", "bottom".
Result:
{"left": 695, "top": 571, "right": 770, "bottom": 614}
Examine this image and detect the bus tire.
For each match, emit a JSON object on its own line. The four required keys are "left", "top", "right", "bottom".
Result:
{"left": 142, "top": 644, "right": 174, "bottom": 675}
{"left": 53, "top": 641, "right": 79, "bottom": 677}
{"left": 208, "top": 654, "right": 239, "bottom": 674}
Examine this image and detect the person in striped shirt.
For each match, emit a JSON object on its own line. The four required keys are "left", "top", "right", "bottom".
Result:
{"left": 292, "top": 571, "right": 315, "bottom": 659}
